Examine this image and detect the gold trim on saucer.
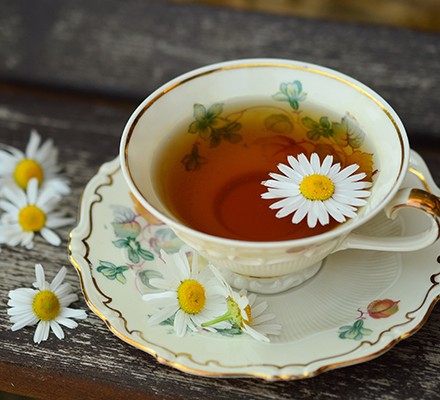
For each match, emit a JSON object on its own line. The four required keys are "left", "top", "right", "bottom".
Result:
{"left": 68, "top": 160, "right": 440, "bottom": 381}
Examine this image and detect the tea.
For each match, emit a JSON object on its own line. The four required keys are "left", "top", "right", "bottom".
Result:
{"left": 154, "top": 98, "right": 374, "bottom": 241}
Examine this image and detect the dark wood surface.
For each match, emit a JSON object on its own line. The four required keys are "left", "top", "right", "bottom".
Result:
{"left": 0, "top": 1, "right": 439, "bottom": 399}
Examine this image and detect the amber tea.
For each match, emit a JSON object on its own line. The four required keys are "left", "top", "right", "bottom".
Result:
{"left": 153, "top": 98, "right": 374, "bottom": 242}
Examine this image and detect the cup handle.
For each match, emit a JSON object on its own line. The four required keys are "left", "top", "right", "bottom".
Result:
{"left": 341, "top": 188, "right": 440, "bottom": 252}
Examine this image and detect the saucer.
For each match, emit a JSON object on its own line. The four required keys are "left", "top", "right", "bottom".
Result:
{"left": 69, "top": 150, "right": 440, "bottom": 380}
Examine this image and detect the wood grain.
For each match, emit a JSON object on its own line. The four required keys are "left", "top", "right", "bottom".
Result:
{"left": 0, "top": 1, "right": 439, "bottom": 399}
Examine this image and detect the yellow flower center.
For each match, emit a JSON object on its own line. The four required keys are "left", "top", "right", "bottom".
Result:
{"left": 299, "top": 174, "right": 335, "bottom": 201}
{"left": 177, "top": 279, "right": 206, "bottom": 314}
{"left": 18, "top": 205, "right": 47, "bottom": 232}
{"left": 226, "top": 296, "right": 252, "bottom": 327}
{"left": 13, "top": 159, "right": 44, "bottom": 189}
{"left": 32, "top": 290, "right": 61, "bottom": 321}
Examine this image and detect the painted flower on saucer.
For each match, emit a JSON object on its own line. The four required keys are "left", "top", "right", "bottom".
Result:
{"left": 142, "top": 250, "right": 230, "bottom": 337}
{"left": 0, "top": 178, "right": 74, "bottom": 248}
{"left": 261, "top": 152, "right": 372, "bottom": 228}
{"left": 0, "top": 129, "right": 70, "bottom": 195}
{"left": 7, "top": 264, "right": 87, "bottom": 344}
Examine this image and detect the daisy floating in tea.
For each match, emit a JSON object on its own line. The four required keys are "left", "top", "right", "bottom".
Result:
{"left": 261, "top": 152, "right": 372, "bottom": 228}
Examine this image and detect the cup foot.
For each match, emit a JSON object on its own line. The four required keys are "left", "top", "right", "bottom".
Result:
{"left": 217, "top": 261, "right": 323, "bottom": 294}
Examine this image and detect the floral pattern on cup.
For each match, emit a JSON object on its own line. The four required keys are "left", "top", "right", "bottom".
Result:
{"left": 181, "top": 80, "right": 374, "bottom": 180}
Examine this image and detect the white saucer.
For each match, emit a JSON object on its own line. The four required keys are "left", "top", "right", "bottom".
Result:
{"left": 69, "top": 150, "right": 440, "bottom": 380}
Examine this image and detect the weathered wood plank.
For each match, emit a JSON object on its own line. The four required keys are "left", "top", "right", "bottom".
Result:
{"left": 0, "top": 0, "right": 439, "bottom": 398}
{"left": 0, "top": 86, "right": 439, "bottom": 400}
{"left": 0, "top": 0, "right": 439, "bottom": 139}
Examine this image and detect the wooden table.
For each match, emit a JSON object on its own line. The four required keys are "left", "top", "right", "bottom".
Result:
{"left": 0, "top": 1, "right": 439, "bottom": 399}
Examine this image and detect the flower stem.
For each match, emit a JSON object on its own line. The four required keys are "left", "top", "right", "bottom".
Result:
{"left": 201, "top": 311, "right": 231, "bottom": 327}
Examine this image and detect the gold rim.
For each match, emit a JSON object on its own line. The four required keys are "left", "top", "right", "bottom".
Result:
{"left": 68, "top": 160, "right": 440, "bottom": 380}
{"left": 123, "top": 61, "right": 407, "bottom": 248}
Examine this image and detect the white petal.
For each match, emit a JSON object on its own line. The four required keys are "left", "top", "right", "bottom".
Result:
{"left": 40, "top": 228, "right": 61, "bottom": 246}
{"left": 59, "top": 307, "right": 87, "bottom": 320}
{"left": 3, "top": 186, "right": 27, "bottom": 208}
{"left": 35, "top": 137, "right": 54, "bottom": 163}
{"left": 21, "top": 232, "right": 35, "bottom": 248}
{"left": 333, "top": 164, "right": 359, "bottom": 182}
{"left": 261, "top": 179, "right": 295, "bottom": 190}
{"left": 11, "top": 313, "right": 39, "bottom": 331}
{"left": 263, "top": 188, "right": 299, "bottom": 199}
{"left": 26, "top": 178, "right": 39, "bottom": 205}
{"left": 173, "top": 309, "right": 188, "bottom": 337}
{"left": 8, "top": 305, "right": 34, "bottom": 316}
{"left": 254, "top": 323, "right": 282, "bottom": 335}
{"left": 54, "top": 284, "right": 75, "bottom": 302}
{"left": 332, "top": 194, "right": 368, "bottom": 207}
{"left": 34, "top": 264, "right": 47, "bottom": 290}
{"left": 147, "top": 305, "right": 179, "bottom": 326}
{"left": 0, "top": 200, "right": 19, "bottom": 214}
{"left": 287, "top": 154, "right": 307, "bottom": 176}
{"left": 292, "top": 200, "right": 311, "bottom": 224}
{"left": 277, "top": 163, "right": 297, "bottom": 180}
{"left": 252, "top": 313, "right": 276, "bottom": 325}
{"left": 243, "top": 324, "right": 270, "bottom": 342}
{"left": 142, "top": 291, "right": 177, "bottom": 308}
{"left": 327, "top": 163, "right": 342, "bottom": 179}
{"left": 45, "top": 216, "right": 75, "bottom": 229}
{"left": 323, "top": 198, "right": 347, "bottom": 223}
{"left": 320, "top": 155, "right": 334, "bottom": 176}
{"left": 26, "top": 130, "right": 41, "bottom": 159}
{"left": 306, "top": 202, "right": 319, "bottom": 228}
{"left": 275, "top": 197, "right": 306, "bottom": 219}
{"left": 9, "top": 288, "right": 36, "bottom": 304}
{"left": 56, "top": 317, "right": 79, "bottom": 329}
{"left": 50, "top": 266, "right": 67, "bottom": 292}
{"left": 310, "top": 152, "right": 321, "bottom": 173}
{"left": 34, "top": 320, "right": 50, "bottom": 344}
{"left": 37, "top": 187, "right": 60, "bottom": 207}
{"left": 316, "top": 201, "right": 330, "bottom": 225}
{"left": 298, "top": 153, "right": 314, "bottom": 175}
{"left": 50, "top": 320, "right": 65, "bottom": 340}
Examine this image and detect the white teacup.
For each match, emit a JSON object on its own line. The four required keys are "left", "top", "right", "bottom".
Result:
{"left": 120, "top": 59, "right": 440, "bottom": 294}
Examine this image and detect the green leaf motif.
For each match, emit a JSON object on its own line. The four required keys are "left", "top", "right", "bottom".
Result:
{"left": 139, "top": 269, "right": 164, "bottom": 289}
{"left": 301, "top": 116, "right": 334, "bottom": 140}
{"left": 187, "top": 103, "right": 242, "bottom": 150}
{"left": 264, "top": 114, "right": 293, "bottom": 134}
{"left": 138, "top": 247, "right": 154, "bottom": 261}
{"left": 332, "top": 113, "right": 366, "bottom": 149}
{"left": 112, "top": 236, "right": 155, "bottom": 264}
{"left": 128, "top": 247, "right": 140, "bottom": 264}
{"left": 113, "top": 238, "right": 129, "bottom": 248}
{"left": 97, "top": 261, "right": 129, "bottom": 284}
{"left": 214, "top": 325, "right": 243, "bottom": 337}
{"left": 338, "top": 319, "right": 373, "bottom": 341}
{"left": 181, "top": 143, "right": 208, "bottom": 171}
{"left": 272, "top": 80, "right": 307, "bottom": 110}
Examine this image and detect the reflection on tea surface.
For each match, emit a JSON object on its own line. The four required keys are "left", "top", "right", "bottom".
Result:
{"left": 154, "top": 97, "right": 374, "bottom": 241}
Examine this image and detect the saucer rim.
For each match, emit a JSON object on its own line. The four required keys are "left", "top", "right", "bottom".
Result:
{"left": 68, "top": 150, "right": 440, "bottom": 380}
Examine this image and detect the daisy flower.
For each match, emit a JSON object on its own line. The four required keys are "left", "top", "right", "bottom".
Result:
{"left": 7, "top": 264, "right": 87, "bottom": 344}
{"left": 261, "top": 152, "right": 372, "bottom": 228}
{"left": 0, "top": 129, "right": 70, "bottom": 194}
{"left": 142, "top": 250, "right": 229, "bottom": 337}
{"left": 203, "top": 266, "right": 282, "bottom": 342}
{"left": 0, "top": 178, "right": 75, "bottom": 249}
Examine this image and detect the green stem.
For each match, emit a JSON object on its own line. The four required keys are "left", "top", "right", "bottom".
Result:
{"left": 201, "top": 311, "right": 231, "bottom": 327}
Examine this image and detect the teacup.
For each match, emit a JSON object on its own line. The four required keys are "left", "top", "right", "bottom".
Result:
{"left": 120, "top": 58, "right": 440, "bottom": 294}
